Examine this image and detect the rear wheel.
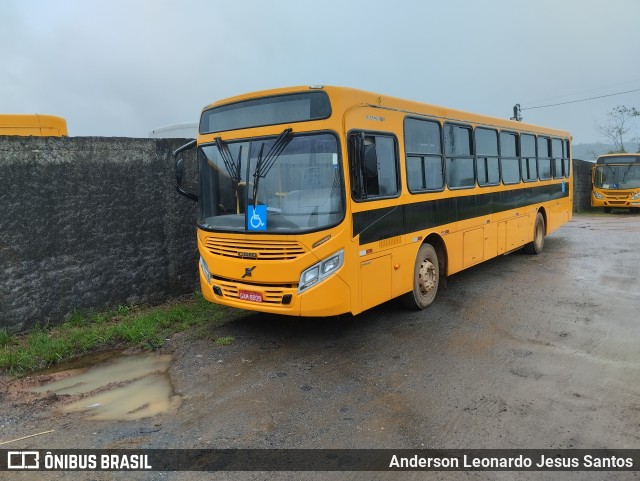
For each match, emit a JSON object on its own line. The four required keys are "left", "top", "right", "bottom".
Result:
{"left": 523, "top": 212, "right": 545, "bottom": 255}
{"left": 604, "top": 207, "right": 612, "bottom": 213}
{"left": 401, "top": 243, "right": 439, "bottom": 310}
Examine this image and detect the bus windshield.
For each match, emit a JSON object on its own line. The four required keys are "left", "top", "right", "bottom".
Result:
{"left": 594, "top": 164, "right": 640, "bottom": 189}
{"left": 198, "top": 132, "right": 344, "bottom": 233}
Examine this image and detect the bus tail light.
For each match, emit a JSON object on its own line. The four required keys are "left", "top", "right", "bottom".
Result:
{"left": 298, "top": 250, "right": 344, "bottom": 293}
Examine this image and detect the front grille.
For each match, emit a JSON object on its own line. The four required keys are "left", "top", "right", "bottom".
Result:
{"left": 604, "top": 190, "right": 634, "bottom": 201}
{"left": 218, "top": 281, "right": 286, "bottom": 304}
{"left": 211, "top": 274, "right": 295, "bottom": 289}
{"left": 204, "top": 237, "right": 306, "bottom": 261}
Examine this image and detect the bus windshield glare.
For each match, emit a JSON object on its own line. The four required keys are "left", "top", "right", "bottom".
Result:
{"left": 198, "top": 132, "right": 344, "bottom": 233}
{"left": 593, "top": 164, "right": 640, "bottom": 189}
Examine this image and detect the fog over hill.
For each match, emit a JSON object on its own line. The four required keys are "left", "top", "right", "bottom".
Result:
{"left": 572, "top": 142, "right": 640, "bottom": 161}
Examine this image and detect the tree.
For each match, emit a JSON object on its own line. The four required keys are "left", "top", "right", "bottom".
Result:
{"left": 595, "top": 105, "right": 639, "bottom": 153}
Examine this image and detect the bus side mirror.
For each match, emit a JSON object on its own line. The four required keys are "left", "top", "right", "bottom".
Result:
{"left": 174, "top": 140, "right": 198, "bottom": 202}
{"left": 176, "top": 158, "right": 185, "bottom": 185}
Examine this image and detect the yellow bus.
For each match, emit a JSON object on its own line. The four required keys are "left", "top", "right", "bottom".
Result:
{"left": 0, "top": 114, "right": 68, "bottom": 136}
{"left": 175, "top": 86, "right": 572, "bottom": 316}
{"left": 591, "top": 154, "right": 640, "bottom": 213}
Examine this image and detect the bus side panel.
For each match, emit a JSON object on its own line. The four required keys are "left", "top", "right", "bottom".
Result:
{"left": 463, "top": 227, "right": 485, "bottom": 268}
{"left": 444, "top": 232, "right": 463, "bottom": 275}
{"left": 484, "top": 221, "right": 498, "bottom": 260}
{"left": 360, "top": 255, "right": 392, "bottom": 312}
{"left": 497, "top": 221, "right": 506, "bottom": 255}
{"left": 547, "top": 195, "right": 572, "bottom": 235}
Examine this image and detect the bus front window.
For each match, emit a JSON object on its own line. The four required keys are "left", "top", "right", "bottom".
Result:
{"left": 594, "top": 165, "right": 640, "bottom": 190}
{"left": 198, "top": 133, "right": 344, "bottom": 233}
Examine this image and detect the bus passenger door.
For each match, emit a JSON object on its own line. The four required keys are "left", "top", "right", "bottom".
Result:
{"left": 360, "top": 255, "right": 392, "bottom": 312}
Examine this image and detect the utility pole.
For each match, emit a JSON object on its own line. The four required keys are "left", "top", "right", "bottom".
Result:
{"left": 510, "top": 104, "right": 522, "bottom": 122}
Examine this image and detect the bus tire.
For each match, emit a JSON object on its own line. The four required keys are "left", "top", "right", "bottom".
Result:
{"left": 523, "top": 212, "right": 545, "bottom": 255}
{"left": 401, "top": 243, "right": 439, "bottom": 310}
{"left": 604, "top": 207, "right": 612, "bottom": 213}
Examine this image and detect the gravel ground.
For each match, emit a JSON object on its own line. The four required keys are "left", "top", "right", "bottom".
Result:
{"left": 2, "top": 213, "right": 639, "bottom": 481}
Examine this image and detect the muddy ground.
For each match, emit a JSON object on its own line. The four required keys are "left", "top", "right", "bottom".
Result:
{"left": 2, "top": 213, "right": 639, "bottom": 481}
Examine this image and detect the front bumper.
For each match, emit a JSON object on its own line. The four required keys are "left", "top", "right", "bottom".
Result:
{"left": 199, "top": 266, "right": 351, "bottom": 317}
{"left": 592, "top": 192, "right": 640, "bottom": 209}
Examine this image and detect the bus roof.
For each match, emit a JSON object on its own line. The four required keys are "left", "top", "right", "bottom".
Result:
{"left": 201, "top": 85, "right": 571, "bottom": 138}
{"left": 0, "top": 114, "right": 68, "bottom": 136}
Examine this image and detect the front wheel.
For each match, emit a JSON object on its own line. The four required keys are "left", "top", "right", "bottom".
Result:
{"left": 523, "top": 212, "right": 545, "bottom": 255}
{"left": 401, "top": 243, "right": 439, "bottom": 310}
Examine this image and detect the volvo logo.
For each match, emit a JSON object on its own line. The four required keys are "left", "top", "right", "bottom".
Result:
{"left": 237, "top": 251, "right": 258, "bottom": 259}
{"left": 242, "top": 266, "right": 256, "bottom": 278}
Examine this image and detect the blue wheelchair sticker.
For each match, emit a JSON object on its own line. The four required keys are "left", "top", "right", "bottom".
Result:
{"left": 247, "top": 205, "right": 267, "bottom": 231}
{"left": 561, "top": 181, "right": 566, "bottom": 193}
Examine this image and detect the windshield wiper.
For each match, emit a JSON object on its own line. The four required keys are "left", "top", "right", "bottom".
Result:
{"left": 214, "top": 137, "right": 243, "bottom": 212}
{"left": 252, "top": 128, "right": 293, "bottom": 207}
{"left": 214, "top": 137, "right": 242, "bottom": 184}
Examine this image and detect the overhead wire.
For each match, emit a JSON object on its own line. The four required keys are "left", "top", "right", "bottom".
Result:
{"left": 520, "top": 88, "right": 640, "bottom": 111}
{"left": 520, "top": 78, "right": 640, "bottom": 107}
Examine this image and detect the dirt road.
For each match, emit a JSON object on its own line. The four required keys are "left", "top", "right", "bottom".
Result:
{"left": 2, "top": 213, "right": 640, "bottom": 480}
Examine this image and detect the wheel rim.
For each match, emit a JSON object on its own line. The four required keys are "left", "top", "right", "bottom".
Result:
{"left": 418, "top": 258, "right": 437, "bottom": 297}
{"left": 535, "top": 219, "right": 544, "bottom": 250}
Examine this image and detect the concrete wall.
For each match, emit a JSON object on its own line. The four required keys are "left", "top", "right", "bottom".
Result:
{"left": 1, "top": 136, "right": 198, "bottom": 332}
{"left": 572, "top": 158, "right": 595, "bottom": 212}
{"left": 0, "top": 138, "right": 596, "bottom": 332}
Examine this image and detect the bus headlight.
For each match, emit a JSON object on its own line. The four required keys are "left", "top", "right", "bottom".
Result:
{"left": 631, "top": 192, "right": 640, "bottom": 200}
{"left": 199, "top": 256, "right": 212, "bottom": 284}
{"left": 593, "top": 192, "right": 603, "bottom": 199}
{"left": 298, "top": 250, "right": 344, "bottom": 293}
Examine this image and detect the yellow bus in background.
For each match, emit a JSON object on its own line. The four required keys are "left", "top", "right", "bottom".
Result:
{"left": 591, "top": 154, "right": 640, "bottom": 213}
{"left": 0, "top": 114, "right": 68, "bottom": 136}
{"left": 175, "top": 86, "right": 572, "bottom": 316}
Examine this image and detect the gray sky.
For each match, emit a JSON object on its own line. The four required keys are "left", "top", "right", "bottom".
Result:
{"left": 2, "top": 0, "right": 639, "bottom": 143}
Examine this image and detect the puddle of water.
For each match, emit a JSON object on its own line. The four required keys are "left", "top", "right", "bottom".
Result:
{"left": 32, "top": 354, "right": 178, "bottom": 421}
{"left": 60, "top": 374, "right": 180, "bottom": 421}
{"left": 32, "top": 355, "right": 171, "bottom": 395}
{"left": 38, "top": 350, "right": 124, "bottom": 375}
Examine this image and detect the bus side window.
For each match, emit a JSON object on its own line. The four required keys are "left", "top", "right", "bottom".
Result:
{"left": 564, "top": 139, "right": 571, "bottom": 178}
{"left": 551, "top": 138, "right": 564, "bottom": 178}
{"left": 499, "top": 131, "right": 521, "bottom": 184}
{"left": 445, "top": 123, "right": 475, "bottom": 189}
{"left": 537, "top": 136, "right": 552, "bottom": 180}
{"left": 404, "top": 117, "right": 444, "bottom": 192}
{"left": 363, "top": 141, "right": 379, "bottom": 194}
{"left": 476, "top": 127, "right": 500, "bottom": 186}
{"left": 349, "top": 132, "right": 399, "bottom": 200}
{"left": 521, "top": 134, "right": 537, "bottom": 182}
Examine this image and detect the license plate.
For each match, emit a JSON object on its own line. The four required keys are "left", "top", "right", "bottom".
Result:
{"left": 239, "top": 290, "right": 263, "bottom": 303}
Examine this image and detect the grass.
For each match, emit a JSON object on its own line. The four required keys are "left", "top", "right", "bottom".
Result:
{"left": 0, "top": 292, "right": 232, "bottom": 375}
{"left": 215, "top": 336, "right": 235, "bottom": 346}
